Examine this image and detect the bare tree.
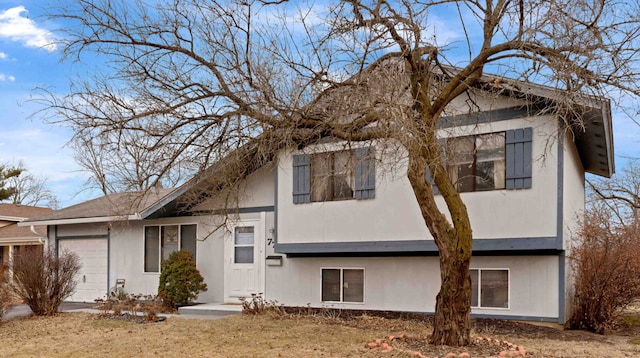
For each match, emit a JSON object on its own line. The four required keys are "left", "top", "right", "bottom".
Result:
{"left": 40, "top": 0, "right": 640, "bottom": 345}
{"left": 72, "top": 131, "right": 197, "bottom": 194}
{"left": 588, "top": 159, "right": 640, "bottom": 224}
{"left": 1, "top": 161, "right": 58, "bottom": 209}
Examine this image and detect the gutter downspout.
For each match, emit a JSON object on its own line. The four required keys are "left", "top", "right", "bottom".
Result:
{"left": 30, "top": 225, "right": 47, "bottom": 246}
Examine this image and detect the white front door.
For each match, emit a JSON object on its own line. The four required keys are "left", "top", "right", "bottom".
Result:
{"left": 224, "top": 219, "right": 264, "bottom": 300}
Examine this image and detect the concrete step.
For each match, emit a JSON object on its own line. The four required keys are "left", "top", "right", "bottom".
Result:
{"left": 178, "top": 303, "right": 242, "bottom": 316}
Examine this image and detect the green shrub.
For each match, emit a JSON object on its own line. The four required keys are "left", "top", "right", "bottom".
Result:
{"left": 158, "top": 250, "right": 207, "bottom": 308}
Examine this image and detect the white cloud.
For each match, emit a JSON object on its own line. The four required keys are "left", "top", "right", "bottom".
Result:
{"left": 0, "top": 72, "right": 15, "bottom": 81}
{"left": 0, "top": 51, "right": 6, "bottom": 59}
{"left": 0, "top": 6, "right": 56, "bottom": 52}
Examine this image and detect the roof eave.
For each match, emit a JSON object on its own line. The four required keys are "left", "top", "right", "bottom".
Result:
{"left": 574, "top": 98, "right": 615, "bottom": 178}
{"left": 19, "top": 214, "right": 142, "bottom": 227}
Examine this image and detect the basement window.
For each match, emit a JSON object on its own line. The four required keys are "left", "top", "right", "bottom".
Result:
{"left": 470, "top": 269, "right": 509, "bottom": 309}
{"left": 321, "top": 268, "right": 364, "bottom": 303}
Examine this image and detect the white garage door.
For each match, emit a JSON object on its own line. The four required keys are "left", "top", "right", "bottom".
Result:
{"left": 59, "top": 239, "right": 108, "bottom": 302}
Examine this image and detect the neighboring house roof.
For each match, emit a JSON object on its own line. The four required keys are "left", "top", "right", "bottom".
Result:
{"left": 0, "top": 204, "right": 54, "bottom": 244}
{"left": 20, "top": 189, "right": 173, "bottom": 226}
{"left": 0, "top": 203, "right": 53, "bottom": 222}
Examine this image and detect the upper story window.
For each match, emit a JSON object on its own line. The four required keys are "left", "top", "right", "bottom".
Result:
{"left": 445, "top": 133, "right": 506, "bottom": 192}
{"left": 428, "top": 127, "right": 532, "bottom": 193}
{"left": 293, "top": 147, "right": 375, "bottom": 203}
{"left": 311, "top": 150, "right": 355, "bottom": 202}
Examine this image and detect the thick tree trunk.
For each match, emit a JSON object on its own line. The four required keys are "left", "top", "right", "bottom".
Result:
{"left": 430, "top": 251, "right": 472, "bottom": 345}
{"left": 405, "top": 145, "right": 473, "bottom": 346}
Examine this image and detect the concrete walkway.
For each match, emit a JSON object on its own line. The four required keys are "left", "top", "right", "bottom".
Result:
{"left": 4, "top": 302, "right": 242, "bottom": 321}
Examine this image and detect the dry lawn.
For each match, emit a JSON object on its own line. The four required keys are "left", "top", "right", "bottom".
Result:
{"left": 0, "top": 311, "right": 639, "bottom": 357}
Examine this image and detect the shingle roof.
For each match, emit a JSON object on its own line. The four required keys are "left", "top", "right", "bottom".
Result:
{"left": 0, "top": 204, "right": 53, "bottom": 240}
{"left": 0, "top": 204, "right": 53, "bottom": 220}
{"left": 0, "top": 223, "right": 47, "bottom": 239}
{"left": 22, "top": 189, "right": 173, "bottom": 223}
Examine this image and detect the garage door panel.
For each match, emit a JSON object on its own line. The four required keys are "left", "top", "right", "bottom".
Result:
{"left": 59, "top": 239, "right": 108, "bottom": 303}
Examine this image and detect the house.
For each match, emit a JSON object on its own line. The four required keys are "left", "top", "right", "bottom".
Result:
{"left": 0, "top": 204, "right": 53, "bottom": 276}
{"left": 21, "top": 67, "right": 614, "bottom": 323}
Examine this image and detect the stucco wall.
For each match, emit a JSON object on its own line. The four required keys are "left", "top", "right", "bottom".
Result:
{"left": 191, "top": 164, "right": 275, "bottom": 211}
{"left": 265, "top": 255, "right": 559, "bottom": 319}
{"left": 276, "top": 115, "right": 562, "bottom": 244}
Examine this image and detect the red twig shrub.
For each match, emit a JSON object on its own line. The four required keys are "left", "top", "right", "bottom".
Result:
{"left": 567, "top": 208, "right": 640, "bottom": 334}
{"left": 0, "top": 273, "right": 12, "bottom": 321}
{"left": 11, "top": 246, "right": 81, "bottom": 316}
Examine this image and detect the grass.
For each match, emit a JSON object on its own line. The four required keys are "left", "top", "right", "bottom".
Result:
{"left": 1, "top": 312, "right": 640, "bottom": 357}
{"left": 622, "top": 314, "right": 640, "bottom": 327}
{"left": 0, "top": 312, "right": 409, "bottom": 357}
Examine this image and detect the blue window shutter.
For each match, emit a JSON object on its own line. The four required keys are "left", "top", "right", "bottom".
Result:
{"left": 355, "top": 147, "right": 375, "bottom": 200}
{"left": 506, "top": 127, "right": 533, "bottom": 189}
{"left": 425, "top": 166, "right": 440, "bottom": 195}
{"left": 425, "top": 139, "right": 445, "bottom": 195}
{"left": 292, "top": 154, "right": 311, "bottom": 203}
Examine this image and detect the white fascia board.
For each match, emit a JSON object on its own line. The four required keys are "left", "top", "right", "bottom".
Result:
{"left": 0, "top": 216, "right": 27, "bottom": 222}
{"left": 17, "top": 214, "right": 142, "bottom": 227}
{"left": 0, "top": 237, "right": 45, "bottom": 245}
{"left": 602, "top": 100, "right": 615, "bottom": 176}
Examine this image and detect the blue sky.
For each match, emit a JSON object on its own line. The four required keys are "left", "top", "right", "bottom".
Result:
{"left": 0, "top": 1, "right": 638, "bottom": 209}
{"left": 0, "top": 2, "right": 103, "bottom": 207}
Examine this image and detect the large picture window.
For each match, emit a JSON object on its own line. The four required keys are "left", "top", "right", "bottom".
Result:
{"left": 321, "top": 268, "right": 364, "bottom": 303}
{"left": 311, "top": 150, "right": 355, "bottom": 202}
{"left": 470, "top": 269, "right": 509, "bottom": 308}
{"left": 144, "top": 224, "right": 197, "bottom": 273}
{"left": 444, "top": 133, "right": 505, "bottom": 192}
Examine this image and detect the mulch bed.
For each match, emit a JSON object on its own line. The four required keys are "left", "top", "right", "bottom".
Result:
{"left": 282, "top": 306, "right": 626, "bottom": 357}
{"left": 96, "top": 312, "right": 167, "bottom": 323}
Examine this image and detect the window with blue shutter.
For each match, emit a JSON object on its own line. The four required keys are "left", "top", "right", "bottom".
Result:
{"left": 292, "top": 148, "right": 376, "bottom": 203}
{"left": 355, "top": 147, "right": 375, "bottom": 199}
{"left": 505, "top": 127, "right": 533, "bottom": 189}
{"left": 292, "top": 154, "right": 311, "bottom": 203}
{"left": 425, "top": 139, "right": 446, "bottom": 195}
{"left": 435, "top": 128, "right": 532, "bottom": 193}
{"left": 425, "top": 166, "right": 440, "bottom": 195}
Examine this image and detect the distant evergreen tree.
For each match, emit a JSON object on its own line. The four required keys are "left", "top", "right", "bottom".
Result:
{"left": 0, "top": 165, "right": 22, "bottom": 201}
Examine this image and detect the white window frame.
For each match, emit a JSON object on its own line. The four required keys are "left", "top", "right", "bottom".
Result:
{"left": 470, "top": 268, "right": 510, "bottom": 310}
{"left": 143, "top": 223, "right": 198, "bottom": 274}
{"left": 320, "top": 267, "right": 365, "bottom": 304}
{"left": 233, "top": 226, "right": 255, "bottom": 264}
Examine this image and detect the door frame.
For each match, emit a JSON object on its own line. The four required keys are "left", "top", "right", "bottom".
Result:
{"left": 223, "top": 213, "right": 266, "bottom": 302}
